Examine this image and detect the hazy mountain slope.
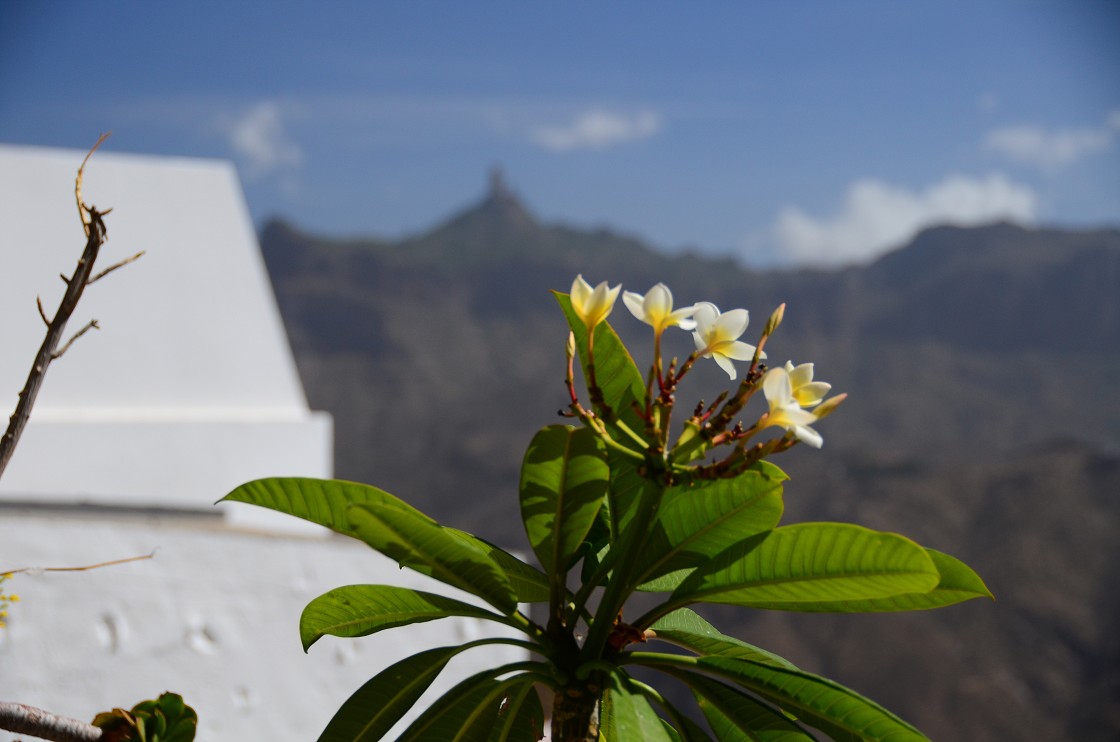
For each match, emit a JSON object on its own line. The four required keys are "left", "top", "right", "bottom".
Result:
{"left": 259, "top": 180, "right": 1120, "bottom": 740}
{"left": 262, "top": 183, "right": 1120, "bottom": 503}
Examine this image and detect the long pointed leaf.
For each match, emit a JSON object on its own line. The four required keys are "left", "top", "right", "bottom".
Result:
{"left": 607, "top": 447, "right": 659, "bottom": 540}
{"left": 397, "top": 668, "right": 529, "bottom": 742}
{"left": 299, "top": 584, "right": 506, "bottom": 651}
{"left": 600, "top": 671, "right": 674, "bottom": 742}
{"left": 220, "top": 477, "right": 432, "bottom": 535}
{"left": 736, "top": 548, "right": 993, "bottom": 612}
{"left": 669, "top": 713, "right": 715, "bottom": 742}
{"left": 447, "top": 528, "right": 551, "bottom": 603}
{"left": 487, "top": 681, "right": 545, "bottom": 742}
{"left": 349, "top": 503, "right": 518, "bottom": 614}
{"left": 636, "top": 465, "right": 786, "bottom": 588}
{"left": 670, "top": 523, "right": 940, "bottom": 610}
{"left": 626, "top": 653, "right": 929, "bottom": 741}
{"left": 222, "top": 479, "right": 549, "bottom": 603}
{"left": 520, "top": 425, "right": 609, "bottom": 574}
{"left": 650, "top": 608, "right": 798, "bottom": 670}
{"left": 682, "top": 672, "right": 818, "bottom": 740}
{"left": 316, "top": 645, "right": 464, "bottom": 741}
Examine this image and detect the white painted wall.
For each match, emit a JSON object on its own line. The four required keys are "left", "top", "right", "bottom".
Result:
{"left": 0, "top": 514, "right": 527, "bottom": 740}
{"left": 0, "top": 144, "right": 329, "bottom": 522}
{"left": 0, "top": 145, "right": 530, "bottom": 739}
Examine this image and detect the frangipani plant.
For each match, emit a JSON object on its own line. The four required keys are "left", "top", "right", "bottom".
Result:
{"left": 223, "top": 276, "right": 991, "bottom": 741}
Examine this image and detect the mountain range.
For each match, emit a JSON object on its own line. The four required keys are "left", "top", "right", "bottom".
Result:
{"left": 260, "top": 174, "right": 1120, "bottom": 740}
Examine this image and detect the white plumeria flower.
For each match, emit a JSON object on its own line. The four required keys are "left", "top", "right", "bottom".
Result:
{"left": 571, "top": 275, "right": 621, "bottom": 330}
{"left": 623, "top": 283, "right": 697, "bottom": 334}
{"left": 691, "top": 302, "right": 763, "bottom": 380}
{"left": 761, "top": 366, "right": 823, "bottom": 448}
{"left": 784, "top": 361, "right": 832, "bottom": 408}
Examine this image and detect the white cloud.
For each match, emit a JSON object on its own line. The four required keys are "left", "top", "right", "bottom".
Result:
{"left": 773, "top": 173, "right": 1038, "bottom": 266}
{"left": 222, "top": 101, "right": 303, "bottom": 178}
{"left": 984, "top": 110, "right": 1120, "bottom": 170}
{"left": 531, "top": 109, "right": 661, "bottom": 152}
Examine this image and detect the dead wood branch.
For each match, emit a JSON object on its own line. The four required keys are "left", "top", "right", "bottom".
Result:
{"left": 1, "top": 550, "right": 157, "bottom": 577}
{"left": 0, "top": 133, "right": 141, "bottom": 481}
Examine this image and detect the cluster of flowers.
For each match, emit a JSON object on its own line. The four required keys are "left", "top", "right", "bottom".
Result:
{"left": 570, "top": 275, "right": 841, "bottom": 450}
{"left": 0, "top": 573, "right": 18, "bottom": 629}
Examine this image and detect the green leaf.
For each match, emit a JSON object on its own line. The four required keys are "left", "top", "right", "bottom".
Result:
{"left": 637, "top": 568, "right": 694, "bottom": 593}
{"left": 555, "top": 291, "right": 647, "bottom": 441}
{"left": 600, "top": 672, "right": 675, "bottom": 742}
{"left": 650, "top": 608, "right": 798, "bottom": 670}
{"left": 578, "top": 506, "right": 613, "bottom": 584}
{"left": 706, "top": 654, "right": 929, "bottom": 742}
{"left": 661, "top": 721, "right": 685, "bottom": 742}
{"left": 627, "top": 653, "right": 929, "bottom": 741}
{"left": 670, "top": 523, "right": 940, "bottom": 610}
{"left": 93, "top": 693, "right": 198, "bottom": 742}
{"left": 607, "top": 447, "right": 659, "bottom": 540}
{"left": 397, "top": 669, "right": 528, "bottom": 742}
{"left": 668, "top": 713, "right": 715, "bottom": 742}
{"left": 226, "top": 478, "right": 537, "bottom": 608}
{"left": 300, "top": 584, "right": 506, "bottom": 651}
{"left": 317, "top": 645, "right": 463, "bottom": 741}
{"left": 349, "top": 502, "right": 518, "bottom": 614}
{"left": 736, "top": 548, "right": 994, "bottom": 613}
{"left": 682, "top": 672, "right": 818, "bottom": 740}
{"left": 635, "top": 467, "right": 786, "bottom": 588}
{"left": 220, "top": 477, "right": 432, "bottom": 536}
{"left": 520, "top": 425, "right": 609, "bottom": 574}
{"left": 487, "top": 680, "right": 545, "bottom": 742}
{"left": 447, "top": 529, "right": 551, "bottom": 603}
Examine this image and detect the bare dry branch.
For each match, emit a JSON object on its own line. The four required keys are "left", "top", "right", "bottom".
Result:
{"left": 75, "top": 132, "right": 111, "bottom": 238}
{"left": 51, "top": 319, "right": 100, "bottom": 360}
{"left": 36, "top": 296, "right": 52, "bottom": 327}
{"left": 1, "top": 550, "right": 157, "bottom": 577}
{"left": 0, "top": 702, "right": 102, "bottom": 741}
{"left": 0, "top": 133, "right": 140, "bottom": 481}
{"left": 88, "top": 250, "right": 145, "bottom": 285}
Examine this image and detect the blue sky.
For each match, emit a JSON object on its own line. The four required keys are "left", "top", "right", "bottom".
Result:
{"left": 2, "top": 1, "right": 1118, "bottom": 265}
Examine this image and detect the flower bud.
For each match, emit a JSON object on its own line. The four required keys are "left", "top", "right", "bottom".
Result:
{"left": 763, "top": 303, "right": 786, "bottom": 337}
{"left": 812, "top": 393, "right": 848, "bottom": 420}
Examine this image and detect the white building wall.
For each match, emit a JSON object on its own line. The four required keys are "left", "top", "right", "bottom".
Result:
{"left": 0, "top": 145, "right": 526, "bottom": 739}
{"left": 0, "top": 514, "right": 526, "bottom": 740}
{"left": 0, "top": 145, "right": 330, "bottom": 521}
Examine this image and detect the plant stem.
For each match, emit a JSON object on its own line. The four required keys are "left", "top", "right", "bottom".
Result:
{"left": 550, "top": 676, "right": 603, "bottom": 742}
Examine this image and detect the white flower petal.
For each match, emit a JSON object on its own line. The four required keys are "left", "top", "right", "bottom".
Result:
{"left": 644, "top": 283, "right": 673, "bottom": 319}
{"left": 795, "top": 381, "right": 832, "bottom": 407}
{"left": 763, "top": 367, "right": 793, "bottom": 405}
{"left": 793, "top": 424, "right": 824, "bottom": 448}
{"left": 781, "top": 406, "right": 818, "bottom": 426}
{"left": 570, "top": 275, "right": 619, "bottom": 328}
{"left": 673, "top": 314, "right": 698, "bottom": 331}
{"left": 572, "top": 275, "right": 593, "bottom": 308}
{"left": 692, "top": 302, "right": 720, "bottom": 335}
{"left": 712, "top": 308, "right": 749, "bottom": 340}
{"left": 723, "top": 340, "right": 759, "bottom": 361}
{"left": 713, "top": 353, "right": 738, "bottom": 380}
{"left": 786, "top": 362, "right": 814, "bottom": 389}
{"left": 622, "top": 290, "right": 646, "bottom": 321}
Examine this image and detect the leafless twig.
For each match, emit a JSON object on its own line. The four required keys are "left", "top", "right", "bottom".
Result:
{"left": 1, "top": 550, "right": 157, "bottom": 577}
{"left": 0, "top": 133, "right": 142, "bottom": 481}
